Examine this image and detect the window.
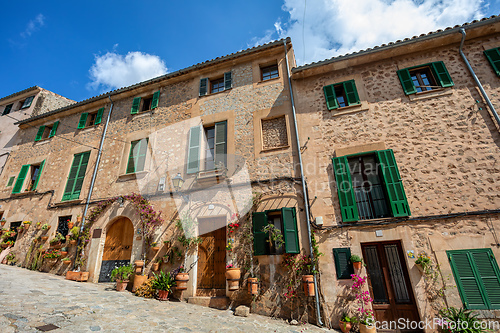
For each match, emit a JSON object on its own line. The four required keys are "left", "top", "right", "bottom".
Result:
{"left": 78, "top": 108, "right": 104, "bottom": 129}
{"left": 62, "top": 151, "right": 90, "bottom": 201}
{"left": 447, "top": 248, "right": 500, "bottom": 310}
{"left": 11, "top": 160, "right": 45, "bottom": 194}
{"left": 252, "top": 207, "right": 299, "bottom": 255}
{"left": 2, "top": 104, "right": 13, "bottom": 116}
{"left": 21, "top": 96, "right": 34, "bottom": 109}
{"left": 262, "top": 116, "right": 288, "bottom": 150}
{"left": 9, "top": 222, "right": 21, "bottom": 242}
{"left": 484, "top": 47, "right": 500, "bottom": 77}
{"left": 6, "top": 176, "right": 15, "bottom": 187}
{"left": 187, "top": 121, "right": 227, "bottom": 174}
{"left": 57, "top": 216, "right": 72, "bottom": 237}
{"left": 199, "top": 72, "right": 232, "bottom": 96}
{"left": 261, "top": 64, "right": 279, "bottom": 81}
{"left": 397, "top": 61, "right": 454, "bottom": 95}
{"left": 332, "top": 248, "right": 354, "bottom": 279}
{"left": 35, "top": 121, "right": 59, "bottom": 141}
{"left": 332, "top": 149, "right": 410, "bottom": 222}
{"left": 126, "top": 138, "right": 149, "bottom": 174}
{"left": 130, "top": 91, "right": 160, "bottom": 115}
{"left": 323, "top": 80, "right": 360, "bottom": 110}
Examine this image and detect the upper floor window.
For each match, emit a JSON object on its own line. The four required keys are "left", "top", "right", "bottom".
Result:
{"left": 323, "top": 80, "right": 360, "bottom": 110}
{"left": 35, "top": 121, "right": 59, "bottom": 142}
{"left": 6, "top": 176, "right": 15, "bottom": 187}
{"left": 187, "top": 121, "right": 227, "bottom": 174}
{"left": 252, "top": 207, "right": 299, "bottom": 255}
{"left": 484, "top": 47, "right": 500, "bottom": 77}
{"left": 261, "top": 64, "right": 279, "bottom": 81}
{"left": 126, "top": 138, "right": 149, "bottom": 174}
{"left": 199, "top": 72, "right": 232, "bottom": 97}
{"left": 62, "top": 151, "right": 90, "bottom": 201}
{"left": 397, "top": 61, "right": 453, "bottom": 95}
{"left": 78, "top": 108, "right": 104, "bottom": 129}
{"left": 2, "top": 104, "right": 13, "bottom": 116}
{"left": 11, "top": 160, "right": 45, "bottom": 194}
{"left": 21, "top": 96, "right": 34, "bottom": 109}
{"left": 130, "top": 91, "right": 160, "bottom": 115}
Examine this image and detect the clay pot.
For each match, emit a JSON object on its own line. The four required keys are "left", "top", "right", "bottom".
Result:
{"left": 340, "top": 321, "right": 352, "bottom": 333}
{"left": 41, "top": 236, "right": 49, "bottom": 242}
{"left": 158, "top": 290, "right": 169, "bottom": 301}
{"left": 134, "top": 260, "right": 144, "bottom": 274}
{"left": 116, "top": 280, "right": 129, "bottom": 292}
{"left": 248, "top": 277, "right": 258, "bottom": 295}
{"left": 151, "top": 246, "right": 160, "bottom": 252}
{"left": 1, "top": 244, "right": 7, "bottom": 249}
{"left": 60, "top": 251, "right": 68, "bottom": 257}
{"left": 132, "top": 274, "right": 148, "bottom": 292}
{"left": 70, "top": 240, "right": 77, "bottom": 245}
{"left": 65, "top": 271, "right": 89, "bottom": 282}
{"left": 62, "top": 260, "right": 72, "bottom": 265}
{"left": 36, "top": 224, "right": 41, "bottom": 230}
{"left": 302, "top": 275, "right": 315, "bottom": 296}
{"left": 225, "top": 268, "right": 241, "bottom": 291}
{"left": 0, "top": 221, "right": 5, "bottom": 227}
{"left": 353, "top": 261, "right": 363, "bottom": 272}
{"left": 152, "top": 263, "right": 160, "bottom": 271}
{"left": 359, "top": 323, "right": 376, "bottom": 333}
{"left": 175, "top": 272, "right": 189, "bottom": 290}
{"left": 65, "top": 235, "right": 71, "bottom": 241}
{"left": 67, "top": 222, "right": 74, "bottom": 229}
{"left": 76, "top": 216, "right": 82, "bottom": 223}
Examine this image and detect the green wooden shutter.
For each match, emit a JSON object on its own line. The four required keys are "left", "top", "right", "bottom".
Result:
{"left": 95, "top": 108, "right": 104, "bottom": 125}
{"left": 484, "top": 48, "right": 500, "bottom": 76}
{"left": 78, "top": 113, "right": 88, "bottom": 129}
{"left": 126, "top": 140, "right": 139, "bottom": 174}
{"left": 186, "top": 126, "right": 201, "bottom": 174}
{"left": 3, "top": 104, "right": 12, "bottom": 115}
{"left": 131, "top": 97, "right": 141, "bottom": 114}
{"left": 214, "top": 121, "right": 227, "bottom": 168}
{"left": 323, "top": 84, "right": 339, "bottom": 110}
{"left": 136, "top": 138, "right": 149, "bottom": 172}
{"left": 376, "top": 149, "right": 410, "bottom": 217}
{"left": 49, "top": 121, "right": 59, "bottom": 138}
{"left": 7, "top": 176, "right": 15, "bottom": 187}
{"left": 32, "top": 160, "right": 45, "bottom": 191}
{"left": 332, "top": 156, "right": 358, "bottom": 222}
{"left": 333, "top": 248, "right": 353, "bottom": 279}
{"left": 199, "top": 78, "right": 208, "bottom": 96}
{"left": 252, "top": 212, "right": 268, "bottom": 255}
{"left": 12, "top": 165, "right": 30, "bottom": 194}
{"left": 343, "top": 80, "right": 360, "bottom": 106}
{"left": 224, "top": 72, "right": 232, "bottom": 90}
{"left": 35, "top": 126, "right": 45, "bottom": 141}
{"left": 282, "top": 207, "right": 299, "bottom": 254}
{"left": 397, "top": 68, "right": 417, "bottom": 95}
{"left": 431, "top": 61, "right": 454, "bottom": 88}
{"left": 151, "top": 90, "right": 160, "bottom": 109}
{"left": 473, "top": 250, "right": 500, "bottom": 309}
{"left": 62, "top": 152, "right": 90, "bottom": 201}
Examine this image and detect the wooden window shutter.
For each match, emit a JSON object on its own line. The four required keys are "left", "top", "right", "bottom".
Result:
{"left": 431, "top": 61, "right": 454, "bottom": 88}
{"left": 131, "top": 97, "right": 141, "bottom": 114}
{"left": 7, "top": 176, "right": 15, "bottom": 187}
{"left": 376, "top": 149, "right": 410, "bottom": 217}
{"left": 71, "top": 151, "right": 90, "bottom": 200}
{"left": 3, "top": 104, "right": 12, "bottom": 115}
{"left": 484, "top": 48, "right": 500, "bottom": 77}
{"left": 95, "top": 108, "right": 104, "bottom": 125}
{"left": 332, "top": 156, "right": 358, "bottom": 222}
{"left": 323, "top": 84, "right": 339, "bottom": 110}
{"left": 49, "top": 121, "right": 59, "bottom": 138}
{"left": 32, "top": 160, "right": 45, "bottom": 191}
{"left": 214, "top": 121, "right": 227, "bottom": 168}
{"left": 282, "top": 207, "right": 299, "bottom": 254}
{"left": 473, "top": 250, "right": 500, "bottom": 309}
{"left": 151, "top": 90, "right": 160, "bottom": 109}
{"left": 343, "top": 80, "right": 360, "bottom": 106}
{"left": 199, "top": 78, "right": 208, "bottom": 96}
{"left": 135, "top": 138, "right": 149, "bottom": 172}
{"left": 252, "top": 212, "right": 268, "bottom": 255}
{"left": 333, "top": 248, "right": 353, "bottom": 279}
{"left": 126, "top": 140, "right": 139, "bottom": 174}
{"left": 397, "top": 68, "right": 417, "bottom": 95}
{"left": 186, "top": 126, "right": 201, "bottom": 174}
{"left": 78, "top": 113, "right": 88, "bottom": 129}
{"left": 63, "top": 152, "right": 90, "bottom": 201}
{"left": 224, "top": 72, "right": 232, "bottom": 90}
{"left": 12, "top": 165, "right": 30, "bottom": 194}
{"left": 35, "top": 126, "right": 45, "bottom": 142}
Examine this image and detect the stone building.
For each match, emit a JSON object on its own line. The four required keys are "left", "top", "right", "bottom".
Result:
{"left": 0, "top": 86, "right": 74, "bottom": 176}
{"left": 292, "top": 16, "right": 500, "bottom": 331}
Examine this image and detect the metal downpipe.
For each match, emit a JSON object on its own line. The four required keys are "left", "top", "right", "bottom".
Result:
{"left": 459, "top": 28, "right": 500, "bottom": 128}
{"left": 283, "top": 40, "right": 324, "bottom": 326}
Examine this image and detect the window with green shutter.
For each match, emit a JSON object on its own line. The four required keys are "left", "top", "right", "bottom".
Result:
{"left": 35, "top": 121, "right": 59, "bottom": 141}
{"left": 333, "top": 248, "right": 354, "bottom": 279}
{"left": 11, "top": 161, "right": 46, "bottom": 193}
{"left": 484, "top": 47, "right": 500, "bottom": 77}
{"left": 397, "top": 61, "right": 454, "bottom": 95}
{"left": 78, "top": 108, "right": 104, "bottom": 129}
{"left": 323, "top": 80, "right": 360, "bottom": 110}
{"left": 199, "top": 72, "right": 232, "bottom": 97}
{"left": 21, "top": 96, "right": 34, "bottom": 109}
{"left": 332, "top": 149, "right": 410, "bottom": 222}
{"left": 7, "top": 176, "right": 15, "bottom": 187}
{"left": 131, "top": 97, "right": 141, "bottom": 114}
{"left": 126, "top": 138, "right": 149, "bottom": 174}
{"left": 252, "top": 208, "right": 300, "bottom": 255}
{"left": 12, "top": 165, "right": 29, "bottom": 194}
{"left": 62, "top": 151, "right": 91, "bottom": 201}
{"left": 447, "top": 248, "right": 500, "bottom": 310}
{"left": 187, "top": 126, "right": 201, "bottom": 174}
{"left": 2, "top": 104, "right": 13, "bottom": 116}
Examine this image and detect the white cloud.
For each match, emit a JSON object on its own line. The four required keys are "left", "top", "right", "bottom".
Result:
{"left": 21, "top": 14, "right": 45, "bottom": 38}
{"left": 267, "top": 0, "right": 485, "bottom": 65}
{"left": 88, "top": 51, "right": 168, "bottom": 91}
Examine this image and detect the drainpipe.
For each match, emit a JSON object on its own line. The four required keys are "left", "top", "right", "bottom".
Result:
{"left": 283, "top": 40, "right": 324, "bottom": 326}
{"left": 459, "top": 28, "right": 500, "bottom": 129}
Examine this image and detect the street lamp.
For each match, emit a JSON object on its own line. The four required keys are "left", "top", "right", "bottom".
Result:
{"left": 172, "top": 173, "right": 184, "bottom": 191}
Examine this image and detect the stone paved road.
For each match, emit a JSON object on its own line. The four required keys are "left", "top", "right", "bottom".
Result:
{"left": 0, "top": 265, "right": 333, "bottom": 332}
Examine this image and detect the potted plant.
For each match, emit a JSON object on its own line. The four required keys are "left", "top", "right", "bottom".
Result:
{"left": 23, "top": 220, "right": 32, "bottom": 227}
{"left": 60, "top": 247, "right": 68, "bottom": 257}
{"left": 41, "top": 235, "right": 49, "bottom": 242}
{"left": 76, "top": 215, "right": 82, "bottom": 224}
{"left": 43, "top": 249, "right": 61, "bottom": 260}
{"left": 415, "top": 253, "right": 431, "bottom": 274}
{"left": 110, "top": 265, "right": 134, "bottom": 291}
{"left": 41, "top": 223, "right": 50, "bottom": 232}
{"left": 35, "top": 222, "right": 42, "bottom": 230}
{"left": 5, "top": 253, "right": 16, "bottom": 265}
{"left": 151, "top": 241, "right": 160, "bottom": 252}
{"left": 351, "top": 274, "right": 376, "bottom": 333}
{"left": 152, "top": 258, "right": 161, "bottom": 271}
{"left": 350, "top": 254, "right": 364, "bottom": 271}
{"left": 62, "top": 258, "right": 72, "bottom": 265}
{"left": 174, "top": 265, "right": 189, "bottom": 290}
{"left": 17, "top": 225, "right": 24, "bottom": 233}
{"left": 152, "top": 271, "right": 175, "bottom": 301}
{"left": 67, "top": 220, "right": 74, "bottom": 229}
{"left": 50, "top": 233, "right": 65, "bottom": 248}
{"left": 339, "top": 312, "right": 353, "bottom": 333}
{"left": 225, "top": 263, "right": 241, "bottom": 291}
{"left": 0, "top": 219, "right": 5, "bottom": 227}
{"left": 69, "top": 227, "right": 79, "bottom": 245}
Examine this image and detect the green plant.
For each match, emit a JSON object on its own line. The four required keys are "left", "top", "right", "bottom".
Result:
{"left": 439, "top": 307, "right": 489, "bottom": 333}
{"left": 415, "top": 252, "right": 432, "bottom": 274}
{"left": 50, "top": 233, "right": 65, "bottom": 244}
{"left": 61, "top": 257, "right": 71, "bottom": 262}
{"left": 340, "top": 312, "right": 352, "bottom": 322}
{"left": 41, "top": 223, "right": 49, "bottom": 230}
{"left": 43, "top": 249, "right": 61, "bottom": 259}
{"left": 135, "top": 277, "right": 155, "bottom": 298}
{"left": 6, "top": 253, "right": 16, "bottom": 262}
{"left": 23, "top": 220, "right": 32, "bottom": 225}
{"left": 69, "top": 226, "right": 79, "bottom": 240}
{"left": 110, "top": 265, "right": 134, "bottom": 282}
{"left": 151, "top": 271, "right": 175, "bottom": 292}
{"left": 350, "top": 254, "right": 363, "bottom": 263}
{"left": 262, "top": 224, "right": 284, "bottom": 248}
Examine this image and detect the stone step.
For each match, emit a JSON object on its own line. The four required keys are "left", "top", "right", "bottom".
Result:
{"left": 188, "top": 296, "right": 229, "bottom": 310}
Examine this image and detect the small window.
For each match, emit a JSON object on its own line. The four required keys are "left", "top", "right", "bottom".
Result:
{"left": 2, "top": 104, "right": 13, "bottom": 116}
{"left": 6, "top": 176, "right": 15, "bottom": 187}
{"left": 57, "top": 216, "right": 72, "bottom": 237}
{"left": 484, "top": 47, "right": 500, "bottom": 77}
{"left": 78, "top": 108, "right": 104, "bottom": 129}
{"left": 252, "top": 207, "right": 299, "bottom": 255}
{"left": 333, "top": 248, "right": 354, "bottom": 279}
{"left": 211, "top": 78, "right": 225, "bottom": 93}
{"left": 409, "top": 66, "right": 438, "bottom": 92}
{"left": 397, "top": 61, "right": 454, "bottom": 95}
{"left": 26, "top": 164, "right": 42, "bottom": 192}
{"left": 11, "top": 160, "right": 45, "bottom": 194}
{"left": 323, "top": 80, "right": 360, "bottom": 110}
{"left": 126, "top": 138, "right": 149, "bottom": 174}
{"left": 35, "top": 121, "right": 59, "bottom": 141}
{"left": 199, "top": 72, "right": 232, "bottom": 96}
{"left": 261, "top": 64, "right": 279, "bottom": 81}
{"left": 261, "top": 116, "right": 288, "bottom": 150}
{"left": 21, "top": 96, "right": 34, "bottom": 109}
{"left": 130, "top": 91, "right": 160, "bottom": 114}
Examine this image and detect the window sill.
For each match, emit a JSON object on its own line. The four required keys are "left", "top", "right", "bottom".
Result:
{"left": 259, "top": 77, "right": 280, "bottom": 84}
{"left": 55, "top": 199, "right": 83, "bottom": 206}
{"left": 79, "top": 125, "right": 99, "bottom": 132}
{"left": 261, "top": 145, "right": 290, "bottom": 153}
{"left": 196, "top": 169, "right": 227, "bottom": 184}
{"left": 118, "top": 170, "right": 149, "bottom": 180}
{"left": 34, "top": 138, "right": 52, "bottom": 145}
{"left": 199, "top": 88, "right": 232, "bottom": 98}
{"left": 131, "top": 109, "right": 154, "bottom": 118}
{"left": 11, "top": 190, "right": 37, "bottom": 197}
{"left": 330, "top": 103, "right": 369, "bottom": 117}
{"left": 408, "top": 88, "right": 453, "bottom": 101}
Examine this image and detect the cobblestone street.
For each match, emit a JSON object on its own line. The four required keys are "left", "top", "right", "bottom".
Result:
{"left": 0, "top": 265, "right": 332, "bottom": 332}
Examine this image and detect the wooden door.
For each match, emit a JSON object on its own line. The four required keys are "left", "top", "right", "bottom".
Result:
{"left": 197, "top": 217, "right": 226, "bottom": 293}
{"left": 362, "top": 241, "right": 422, "bottom": 332}
{"left": 99, "top": 217, "right": 134, "bottom": 282}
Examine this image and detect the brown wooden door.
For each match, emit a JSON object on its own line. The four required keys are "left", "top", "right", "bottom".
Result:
{"left": 197, "top": 217, "right": 226, "bottom": 291}
{"left": 362, "top": 241, "right": 422, "bottom": 332}
{"left": 99, "top": 217, "right": 134, "bottom": 282}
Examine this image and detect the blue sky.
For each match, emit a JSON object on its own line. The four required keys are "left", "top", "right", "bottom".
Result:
{"left": 2, "top": 0, "right": 499, "bottom": 102}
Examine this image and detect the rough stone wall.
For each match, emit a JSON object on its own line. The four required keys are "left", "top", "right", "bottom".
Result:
{"left": 262, "top": 116, "right": 288, "bottom": 149}
{"left": 33, "top": 90, "right": 75, "bottom": 117}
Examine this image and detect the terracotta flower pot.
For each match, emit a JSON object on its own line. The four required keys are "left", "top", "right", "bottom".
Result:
{"left": 151, "top": 246, "right": 160, "bottom": 252}
{"left": 302, "top": 275, "right": 315, "bottom": 296}
{"left": 340, "top": 321, "right": 352, "bottom": 333}
{"left": 158, "top": 289, "right": 169, "bottom": 301}
{"left": 0, "top": 221, "right": 5, "bottom": 227}
{"left": 60, "top": 251, "right": 68, "bottom": 257}
{"left": 132, "top": 274, "right": 148, "bottom": 292}
{"left": 1, "top": 244, "right": 7, "bottom": 249}
{"left": 353, "top": 261, "right": 363, "bottom": 271}
{"left": 116, "top": 280, "right": 129, "bottom": 292}
{"left": 248, "top": 277, "right": 258, "bottom": 295}
{"left": 36, "top": 224, "right": 41, "bottom": 230}
{"left": 63, "top": 260, "right": 72, "bottom": 265}
{"left": 175, "top": 272, "right": 189, "bottom": 290}
{"left": 225, "top": 268, "right": 241, "bottom": 291}
{"left": 359, "top": 323, "right": 376, "bottom": 333}
{"left": 70, "top": 240, "right": 77, "bottom": 245}
{"left": 65, "top": 235, "right": 71, "bottom": 241}
{"left": 65, "top": 271, "right": 89, "bottom": 282}
{"left": 67, "top": 222, "right": 74, "bottom": 229}
{"left": 41, "top": 236, "right": 49, "bottom": 242}
{"left": 152, "top": 263, "right": 160, "bottom": 271}
{"left": 76, "top": 216, "right": 82, "bottom": 223}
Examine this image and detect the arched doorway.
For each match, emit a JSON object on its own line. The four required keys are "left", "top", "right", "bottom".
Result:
{"left": 98, "top": 217, "right": 134, "bottom": 282}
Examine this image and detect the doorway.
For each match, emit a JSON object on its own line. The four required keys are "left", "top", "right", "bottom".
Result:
{"left": 361, "top": 241, "right": 422, "bottom": 332}
{"left": 197, "top": 217, "right": 226, "bottom": 295}
{"left": 98, "top": 217, "right": 134, "bottom": 282}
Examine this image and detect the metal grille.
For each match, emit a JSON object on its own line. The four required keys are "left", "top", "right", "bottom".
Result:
{"left": 384, "top": 244, "right": 410, "bottom": 303}
{"left": 364, "top": 245, "right": 388, "bottom": 303}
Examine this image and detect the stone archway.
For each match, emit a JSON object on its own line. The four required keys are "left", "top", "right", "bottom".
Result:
{"left": 98, "top": 217, "right": 134, "bottom": 282}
